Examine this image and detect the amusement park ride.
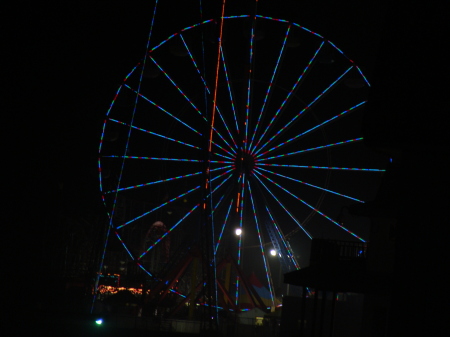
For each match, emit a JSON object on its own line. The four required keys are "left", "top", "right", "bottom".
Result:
{"left": 95, "top": 0, "right": 385, "bottom": 328}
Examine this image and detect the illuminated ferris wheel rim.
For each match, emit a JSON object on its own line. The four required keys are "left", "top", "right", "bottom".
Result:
{"left": 98, "top": 11, "right": 385, "bottom": 309}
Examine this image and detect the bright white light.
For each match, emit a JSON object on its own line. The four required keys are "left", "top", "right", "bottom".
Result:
{"left": 235, "top": 228, "right": 242, "bottom": 236}
{"left": 95, "top": 318, "right": 103, "bottom": 325}
{"left": 270, "top": 249, "right": 277, "bottom": 256}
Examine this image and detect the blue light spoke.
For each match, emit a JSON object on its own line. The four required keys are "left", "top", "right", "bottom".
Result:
{"left": 114, "top": 230, "right": 136, "bottom": 261}
{"left": 113, "top": 166, "right": 231, "bottom": 229}
{"left": 236, "top": 173, "right": 246, "bottom": 306}
{"left": 256, "top": 162, "right": 385, "bottom": 172}
{"left": 212, "top": 139, "right": 236, "bottom": 159}
{"left": 180, "top": 34, "right": 238, "bottom": 154}
{"left": 258, "top": 138, "right": 364, "bottom": 161}
{"left": 138, "top": 168, "right": 234, "bottom": 259}
{"left": 243, "top": 16, "right": 257, "bottom": 152}
{"left": 150, "top": 56, "right": 233, "bottom": 155}
{"left": 149, "top": 55, "right": 206, "bottom": 116}
{"left": 356, "top": 66, "right": 370, "bottom": 87}
{"left": 264, "top": 204, "right": 301, "bottom": 269}
{"left": 106, "top": 170, "right": 203, "bottom": 194}
{"left": 247, "top": 181, "right": 276, "bottom": 307}
{"left": 211, "top": 150, "right": 235, "bottom": 162}
{"left": 215, "top": 198, "right": 234, "bottom": 255}
{"left": 256, "top": 101, "right": 366, "bottom": 158}
{"left": 254, "top": 65, "right": 353, "bottom": 156}
{"left": 252, "top": 172, "right": 313, "bottom": 240}
{"left": 109, "top": 118, "right": 201, "bottom": 150}
{"left": 256, "top": 166, "right": 364, "bottom": 203}
{"left": 254, "top": 170, "right": 366, "bottom": 242}
{"left": 124, "top": 84, "right": 202, "bottom": 136}
{"left": 251, "top": 41, "right": 325, "bottom": 155}
{"left": 139, "top": 203, "right": 200, "bottom": 259}
{"left": 116, "top": 185, "right": 200, "bottom": 229}
{"left": 248, "top": 24, "right": 291, "bottom": 153}
{"left": 102, "top": 155, "right": 204, "bottom": 163}
{"left": 99, "top": 85, "right": 124, "bottom": 195}
{"left": 220, "top": 46, "right": 240, "bottom": 137}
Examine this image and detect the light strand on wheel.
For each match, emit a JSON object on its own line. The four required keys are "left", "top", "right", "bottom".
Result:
{"left": 254, "top": 170, "right": 366, "bottom": 242}
{"left": 220, "top": 45, "right": 240, "bottom": 138}
{"left": 252, "top": 173, "right": 312, "bottom": 240}
{"left": 114, "top": 230, "right": 135, "bottom": 261}
{"left": 258, "top": 138, "right": 364, "bottom": 161}
{"left": 214, "top": 198, "right": 234, "bottom": 255}
{"left": 248, "top": 24, "right": 291, "bottom": 153}
{"left": 106, "top": 171, "right": 203, "bottom": 194}
{"left": 149, "top": 56, "right": 234, "bottom": 157}
{"left": 250, "top": 41, "right": 325, "bottom": 154}
{"left": 236, "top": 172, "right": 246, "bottom": 306}
{"left": 124, "top": 84, "right": 202, "bottom": 136}
{"left": 254, "top": 101, "right": 367, "bottom": 158}
{"left": 248, "top": 180, "right": 276, "bottom": 308}
{"left": 256, "top": 166, "right": 364, "bottom": 203}
{"left": 256, "top": 162, "right": 385, "bottom": 172}
{"left": 264, "top": 204, "right": 300, "bottom": 269}
{"left": 243, "top": 12, "right": 258, "bottom": 152}
{"left": 138, "top": 169, "right": 235, "bottom": 259}
{"left": 116, "top": 166, "right": 232, "bottom": 229}
{"left": 99, "top": 85, "right": 123, "bottom": 195}
{"left": 179, "top": 34, "right": 238, "bottom": 154}
{"left": 106, "top": 164, "right": 232, "bottom": 194}
{"left": 356, "top": 66, "right": 371, "bottom": 87}
{"left": 139, "top": 203, "right": 201, "bottom": 260}
{"left": 108, "top": 118, "right": 202, "bottom": 150}
{"left": 254, "top": 65, "right": 354, "bottom": 157}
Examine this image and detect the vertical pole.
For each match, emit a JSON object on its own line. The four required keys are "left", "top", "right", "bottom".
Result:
{"left": 312, "top": 288, "right": 318, "bottom": 337}
{"left": 189, "top": 257, "right": 198, "bottom": 320}
{"left": 329, "top": 291, "right": 337, "bottom": 337}
{"left": 319, "top": 290, "right": 327, "bottom": 337}
{"left": 300, "top": 286, "right": 307, "bottom": 337}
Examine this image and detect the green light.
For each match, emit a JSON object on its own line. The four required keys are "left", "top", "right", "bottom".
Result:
{"left": 95, "top": 318, "right": 103, "bottom": 325}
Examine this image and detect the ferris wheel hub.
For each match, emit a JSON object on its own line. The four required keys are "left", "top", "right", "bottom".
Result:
{"left": 235, "top": 150, "right": 255, "bottom": 175}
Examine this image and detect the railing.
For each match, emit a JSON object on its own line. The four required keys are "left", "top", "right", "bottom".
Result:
{"left": 309, "top": 239, "right": 368, "bottom": 266}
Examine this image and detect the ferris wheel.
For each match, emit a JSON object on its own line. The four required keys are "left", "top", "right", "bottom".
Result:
{"left": 98, "top": 6, "right": 385, "bottom": 310}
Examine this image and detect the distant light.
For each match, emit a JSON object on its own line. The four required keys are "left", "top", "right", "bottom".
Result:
{"left": 95, "top": 318, "right": 103, "bottom": 325}
{"left": 270, "top": 249, "right": 277, "bottom": 256}
{"left": 235, "top": 228, "right": 242, "bottom": 236}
